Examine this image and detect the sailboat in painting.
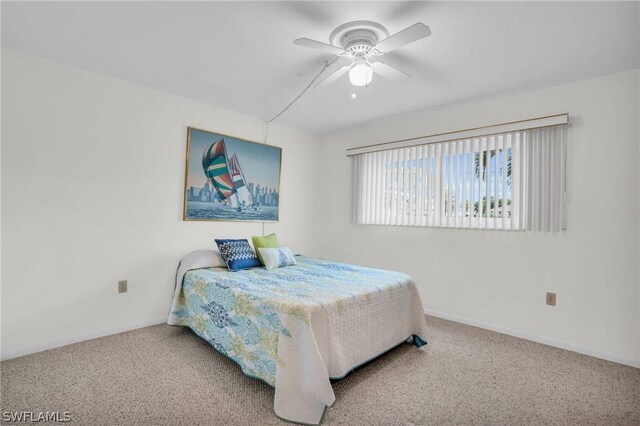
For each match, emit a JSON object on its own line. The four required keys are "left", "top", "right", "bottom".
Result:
{"left": 228, "top": 153, "right": 258, "bottom": 210}
{"left": 202, "top": 138, "right": 259, "bottom": 213}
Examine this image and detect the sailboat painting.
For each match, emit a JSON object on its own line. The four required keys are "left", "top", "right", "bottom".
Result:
{"left": 183, "top": 127, "right": 281, "bottom": 221}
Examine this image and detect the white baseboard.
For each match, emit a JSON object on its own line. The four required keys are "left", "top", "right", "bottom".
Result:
{"left": 424, "top": 308, "right": 640, "bottom": 369}
{"left": 1, "top": 317, "right": 168, "bottom": 361}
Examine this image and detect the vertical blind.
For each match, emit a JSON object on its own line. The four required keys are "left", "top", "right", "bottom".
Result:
{"left": 352, "top": 125, "right": 566, "bottom": 232}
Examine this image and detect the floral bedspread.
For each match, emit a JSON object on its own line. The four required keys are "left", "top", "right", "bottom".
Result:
{"left": 168, "top": 255, "right": 428, "bottom": 424}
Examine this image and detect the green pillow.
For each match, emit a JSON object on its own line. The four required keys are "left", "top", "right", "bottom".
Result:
{"left": 252, "top": 233, "right": 280, "bottom": 265}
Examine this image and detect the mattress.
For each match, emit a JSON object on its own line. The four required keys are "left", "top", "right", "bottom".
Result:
{"left": 167, "top": 255, "right": 428, "bottom": 424}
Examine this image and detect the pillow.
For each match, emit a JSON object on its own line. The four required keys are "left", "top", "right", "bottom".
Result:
{"left": 214, "top": 239, "right": 261, "bottom": 272}
{"left": 252, "top": 233, "right": 280, "bottom": 265}
{"left": 180, "top": 250, "right": 226, "bottom": 270}
{"left": 257, "top": 246, "right": 297, "bottom": 270}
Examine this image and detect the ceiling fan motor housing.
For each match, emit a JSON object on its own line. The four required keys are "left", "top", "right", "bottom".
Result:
{"left": 343, "top": 30, "right": 376, "bottom": 55}
{"left": 329, "top": 21, "right": 389, "bottom": 59}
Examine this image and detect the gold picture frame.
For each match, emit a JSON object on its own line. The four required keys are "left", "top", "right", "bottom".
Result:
{"left": 183, "top": 127, "right": 282, "bottom": 222}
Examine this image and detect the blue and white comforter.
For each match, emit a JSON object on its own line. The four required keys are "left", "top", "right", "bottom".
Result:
{"left": 168, "top": 254, "right": 428, "bottom": 424}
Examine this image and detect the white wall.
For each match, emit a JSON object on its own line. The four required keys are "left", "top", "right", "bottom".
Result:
{"left": 314, "top": 69, "right": 640, "bottom": 367}
{"left": 0, "top": 49, "right": 319, "bottom": 359}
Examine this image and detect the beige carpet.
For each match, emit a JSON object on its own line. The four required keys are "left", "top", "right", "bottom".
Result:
{"left": 1, "top": 316, "right": 639, "bottom": 425}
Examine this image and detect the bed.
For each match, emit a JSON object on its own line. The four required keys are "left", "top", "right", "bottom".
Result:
{"left": 167, "top": 252, "right": 428, "bottom": 425}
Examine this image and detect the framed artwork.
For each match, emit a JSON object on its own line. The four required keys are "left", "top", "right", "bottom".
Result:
{"left": 183, "top": 127, "right": 282, "bottom": 222}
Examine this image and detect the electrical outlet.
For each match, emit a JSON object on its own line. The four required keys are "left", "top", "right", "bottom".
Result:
{"left": 118, "top": 280, "right": 128, "bottom": 294}
{"left": 546, "top": 292, "right": 556, "bottom": 306}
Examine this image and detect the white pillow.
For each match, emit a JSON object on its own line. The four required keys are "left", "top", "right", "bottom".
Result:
{"left": 258, "top": 246, "right": 297, "bottom": 270}
{"left": 180, "top": 249, "right": 225, "bottom": 271}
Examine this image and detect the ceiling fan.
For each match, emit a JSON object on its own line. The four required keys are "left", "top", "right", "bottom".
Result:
{"left": 293, "top": 21, "right": 431, "bottom": 90}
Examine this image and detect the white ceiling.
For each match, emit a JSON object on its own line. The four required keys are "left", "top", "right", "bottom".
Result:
{"left": 2, "top": 1, "right": 639, "bottom": 134}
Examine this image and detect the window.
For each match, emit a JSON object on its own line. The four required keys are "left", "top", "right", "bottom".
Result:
{"left": 352, "top": 124, "right": 566, "bottom": 232}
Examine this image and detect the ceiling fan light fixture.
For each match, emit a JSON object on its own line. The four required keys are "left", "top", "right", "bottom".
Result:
{"left": 349, "top": 62, "right": 373, "bottom": 87}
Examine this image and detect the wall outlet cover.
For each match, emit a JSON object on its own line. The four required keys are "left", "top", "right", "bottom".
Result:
{"left": 118, "top": 280, "right": 128, "bottom": 294}
{"left": 546, "top": 292, "right": 556, "bottom": 306}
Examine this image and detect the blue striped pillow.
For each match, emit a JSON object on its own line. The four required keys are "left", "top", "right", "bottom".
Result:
{"left": 214, "top": 239, "right": 261, "bottom": 272}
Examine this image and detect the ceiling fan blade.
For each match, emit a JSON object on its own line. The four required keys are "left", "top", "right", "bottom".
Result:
{"left": 371, "top": 61, "right": 412, "bottom": 82}
{"left": 376, "top": 23, "right": 431, "bottom": 53}
{"left": 314, "top": 65, "right": 351, "bottom": 88}
{"left": 293, "top": 38, "right": 345, "bottom": 55}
